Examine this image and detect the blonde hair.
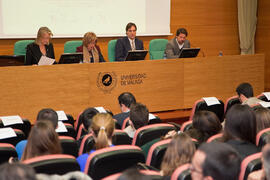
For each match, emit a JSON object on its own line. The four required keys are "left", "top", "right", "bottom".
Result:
{"left": 83, "top": 32, "right": 97, "bottom": 47}
{"left": 90, "top": 113, "right": 115, "bottom": 150}
{"left": 35, "top": 27, "right": 53, "bottom": 44}
{"left": 161, "top": 133, "right": 196, "bottom": 176}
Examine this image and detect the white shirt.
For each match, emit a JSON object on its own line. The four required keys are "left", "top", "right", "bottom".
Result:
{"left": 176, "top": 39, "right": 184, "bottom": 49}
{"left": 128, "top": 38, "right": 136, "bottom": 50}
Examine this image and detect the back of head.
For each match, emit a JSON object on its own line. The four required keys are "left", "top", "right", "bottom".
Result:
{"left": 117, "top": 168, "right": 151, "bottom": 180}
{"left": 22, "top": 120, "right": 62, "bottom": 161}
{"left": 36, "top": 108, "right": 58, "bottom": 129}
{"left": 91, "top": 113, "right": 115, "bottom": 150}
{"left": 263, "top": 144, "right": 270, "bottom": 180}
{"left": 223, "top": 104, "right": 257, "bottom": 144}
{"left": 254, "top": 106, "right": 270, "bottom": 133}
{"left": 236, "top": 82, "right": 254, "bottom": 98}
{"left": 192, "top": 111, "right": 222, "bottom": 142}
{"left": 129, "top": 103, "right": 149, "bottom": 130}
{"left": 118, "top": 92, "right": 136, "bottom": 108}
{"left": 82, "top": 107, "right": 99, "bottom": 130}
{"left": 199, "top": 142, "right": 241, "bottom": 180}
{"left": 161, "top": 133, "right": 196, "bottom": 176}
{"left": 0, "top": 163, "right": 36, "bottom": 180}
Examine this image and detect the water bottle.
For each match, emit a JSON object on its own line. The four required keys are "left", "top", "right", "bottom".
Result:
{"left": 219, "top": 51, "right": 223, "bottom": 57}
{"left": 163, "top": 53, "right": 167, "bottom": 59}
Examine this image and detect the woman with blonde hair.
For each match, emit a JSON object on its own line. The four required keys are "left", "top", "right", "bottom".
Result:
{"left": 21, "top": 120, "right": 62, "bottom": 161}
{"left": 160, "top": 133, "right": 196, "bottom": 177}
{"left": 76, "top": 32, "right": 105, "bottom": 63}
{"left": 25, "top": 26, "right": 55, "bottom": 65}
{"left": 77, "top": 113, "right": 115, "bottom": 171}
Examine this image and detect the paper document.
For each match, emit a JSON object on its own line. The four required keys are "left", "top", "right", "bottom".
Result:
{"left": 56, "top": 111, "right": 68, "bottom": 121}
{"left": 203, "top": 97, "right": 220, "bottom": 106}
{"left": 259, "top": 101, "right": 270, "bottom": 108}
{"left": 55, "top": 121, "right": 68, "bottom": 133}
{"left": 38, "top": 56, "right": 55, "bottom": 65}
{"left": 263, "top": 92, "right": 270, "bottom": 101}
{"left": 0, "top": 127, "right": 17, "bottom": 140}
{"left": 149, "top": 113, "right": 156, "bottom": 120}
{"left": 0, "top": 115, "right": 23, "bottom": 126}
{"left": 95, "top": 107, "right": 107, "bottom": 113}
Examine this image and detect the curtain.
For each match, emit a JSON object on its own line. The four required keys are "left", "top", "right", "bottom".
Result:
{"left": 238, "top": 0, "right": 258, "bottom": 54}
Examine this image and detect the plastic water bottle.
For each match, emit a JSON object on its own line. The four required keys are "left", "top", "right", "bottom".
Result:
{"left": 163, "top": 53, "right": 167, "bottom": 59}
{"left": 219, "top": 51, "right": 223, "bottom": 57}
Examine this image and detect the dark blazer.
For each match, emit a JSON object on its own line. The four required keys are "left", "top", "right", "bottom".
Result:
{"left": 165, "top": 38, "right": 190, "bottom": 59}
{"left": 76, "top": 45, "right": 105, "bottom": 63}
{"left": 113, "top": 112, "right": 130, "bottom": 128}
{"left": 115, "top": 37, "right": 144, "bottom": 61}
{"left": 25, "top": 42, "right": 55, "bottom": 65}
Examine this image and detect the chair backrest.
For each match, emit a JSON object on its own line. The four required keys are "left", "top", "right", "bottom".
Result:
{"left": 75, "top": 111, "right": 83, "bottom": 132}
{"left": 84, "top": 145, "right": 145, "bottom": 180}
{"left": 256, "top": 127, "right": 270, "bottom": 148}
{"left": 57, "top": 123, "right": 76, "bottom": 138}
{"left": 121, "top": 117, "right": 130, "bottom": 130}
{"left": 146, "top": 138, "right": 171, "bottom": 169}
{"left": 149, "top": 39, "right": 169, "bottom": 60}
{"left": 171, "top": 163, "right": 191, "bottom": 180}
{"left": 0, "top": 129, "right": 26, "bottom": 146}
{"left": 14, "top": 40, "right": 35, "bottom": 56}
{"left": 23, "top": 154, "right": 80, "bottom": 175}
{"left": 206, "top": 133, "right": 223, "bottom": 143}
{"left": 239, "top": 152, "right": 262, "bottom": 180}
{"left": 112, "top": 129, "right": 131, "bottom": 145}
{"left": 108, "top": 40, "right": 117, "bottom": 62}
{"left": 0, "top": 118, "right": 31, "bottom": 138}
{"left": 180, "top": 121, "right": 192, "bottom": 132}
{"left": 78, "top": 133, "right": 95, "bottom": 156}
{"left": 64, "top": 40, "right": 83, "bottom": 53}
{"left": 0, "top": 143, "right": 18, "bottom": 165}
{"left": 224, "top": 95, "right": 241, "bottom": 114}
{"left": 132, "top": 123, "right": 175, "bottom": 146}
{"left": 65, "top": 114, "right": 75, "bottom": 127}
{"left": 189, "top": 99, "right": 225, "bottom": 122}
{"left": 59, "top": 136, "right": 78, "bottom": 157}
{"left": 76, "top": 123, "right": 88, "bottom": 140}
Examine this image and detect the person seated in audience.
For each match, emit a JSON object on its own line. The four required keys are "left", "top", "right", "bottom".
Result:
{"left": 21, "top": 120, "right": 62, "bottom": 161}
{"left": 113, "top": 92, "right": 136, "bottom": 128}
{"left": 160, "top": 133, "right": 196, "bottom": 177}
{"left": 248, "top": 143, "right": 270, "bottom": 180}
{"left": 76, "top": 113, "right": 115, "bottom": 172}
{"left": 124, "top": 103, "right": 149, "bottom": 139}
{"left": 222, "top": 104, "right": 260, "bottom": 160}
{"left": 16, "top": 108, "right": 59, "bottom": 159}
{"left": 0, "top": 162, "right": 36, "bottom": 180}
{"left": 236, "top": 82, "right": 263, "bottom": 106}
{"left": 185, "top": 110, "right": 222, "bottom": 144}
{"left": 165, "top": 28, "right": 190, "bottom": 59}
{"left": 115, "top": 22, "right": 144, "bottom": 61}
{"left": 253, "top": 106, "right": 270, "bottom": 133}
{"left": 76, "top": 32, "right": 105, "bottom": 63}
{"left": 191, "top": 142, "right": 241, "bottom": 180}
{"left": 117, "top": 168, "right": 152, "bottom": 180}
{"left": 25, "top": 26, "right": 55, "bottom": 65}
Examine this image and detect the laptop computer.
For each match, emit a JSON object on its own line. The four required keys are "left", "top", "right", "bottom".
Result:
{"left": 179, "top": 48, "right": 200, "bottom": 58}
{"left": 125, "top": 50, "right": 148, "bottom": 61}
{"left": 58, "top": 53, "right": 83, "bottom": 64}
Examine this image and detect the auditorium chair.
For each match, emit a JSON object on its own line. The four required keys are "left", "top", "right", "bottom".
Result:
{"left": 78, "top": 134, "right": 95, "bottom": 156}
{"left": 57, "top": 123, "right": 76, "bottom": 138}
{"left": 189, "top": 98, "right": 224, "bottom": 122}
{"left": 239, "top": 152, "right": 262, "bottom": 180}
{"left": 171, "top": 163, "right": 191, "bottom": 180}
{"left": 108, "top": 39, "right": 117, "bottom": 62}
{"left": 224, "top": 95, "right": 241, "bottom": 114}
{"left": 59, "top": 136, "right": 78, "bottom": 157}
{"left": 206, "top": 133, "right": 223, "bottom": 143}
{"left": 14, "top": 40, "right": 35, "bottom": 56}
{"left": 256, "top": 127, "right": 270, "bottom": 148}
{"left": 23, "top": 154, "right": 80, "bottom": 175}
{"left": 180, "top": 121, "right": 192, "bottom": 132}
{"left": 149, "top": 39, "right": 168, "bottom": 60}
{"left": 102, "top": 170, "right": 163, "bottom": 180}
{"left": 0, "top": 143, "right": 18, "bottom": 165}
{"left": 63, "top": 40, "right": 82, "bottom": 53}
{"left": 76, "top": 123, "right": 88, "bottom": 140}
{"left": 84, "top": 145, "right": 145, "bottom": 180}
{"left": 132, "top": 123, "right": 176, "bottom": 147}
{"left": 0, "top": 128, "right": 26, "bottom": 146}
{"left": 0, "top": 118, "right": 31, "bottom": 138}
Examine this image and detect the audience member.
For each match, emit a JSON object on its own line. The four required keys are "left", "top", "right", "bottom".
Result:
{"left": 0, "top": 162, "right": 36, "bottom": 180}
{"left": 236, "top": 82, "right": 263, "bottom": 106}
{"left": 185, "top": 110, "right": 222, "bottom": 144}
{"left": 76, "top": 32, "right": 105, "bottom": 63}
{"left": 191, "top": 142, "right": 241, "bottom": 180}
{"left": 113, "top": 92, "right": 136, "bottom": 127}
{"left": 160, "top": 133, "right": 195, "bottom": 177}
{"left": 115, "top": 22, "right": 144, "bottom": 61}
{"left": 117, "top": 168, "right": 152, "bottom": 180}
{"left": 222, "top": 104, "right": 260, "bottom": 160}
{"left": 77, "top": 113, "right": 115, "bottom": 172}
{"left": 253, "top": 106, "right": 270, "bottom": 133}
{"left": 25, "top": 27, "right": 55, "bottom": 65}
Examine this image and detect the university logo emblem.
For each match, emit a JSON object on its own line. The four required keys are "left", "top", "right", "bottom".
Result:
{"left": 97, "top": 72, "right": 117, "bottom": 93}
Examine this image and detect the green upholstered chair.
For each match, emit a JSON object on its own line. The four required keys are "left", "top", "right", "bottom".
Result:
{"left": 64, "top": 41, "right": 83, "bottom": 53}
{"left": 108, "top": 39, "right": 117, "bottom": 62}
{"left": 14, "top": 40, "right": 35, "bottom": 56}
{"left": 149, "top": 39, "right": 169, "bottom": 60}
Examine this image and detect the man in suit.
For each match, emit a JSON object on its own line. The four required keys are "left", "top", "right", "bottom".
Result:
{"left": 115, "top": 22, "right": 144, "bottom": 61}
{"left": 165, "top": 28, "right": 190, "bottom": 59}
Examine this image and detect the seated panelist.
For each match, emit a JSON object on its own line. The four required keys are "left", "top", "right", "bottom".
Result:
{"left": 25, "top": 27, "right": 55, "bottom": 65}
{"left": 76, "top": 32, "right": 105, "bottom": 63}
{"left": 115, "top": 22, "right": 144, "bottom": 61}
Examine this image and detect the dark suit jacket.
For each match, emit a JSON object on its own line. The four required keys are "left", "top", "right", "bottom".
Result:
{"left": 113, "top": 112, "right": 130, "bottom": 128}
{"left": 76, "top": 45, "right": 105, "bottom": 62}
{"left": 165, "top": 38, "right": 190, "bottom": 59}
{"left": 115, "top": 37, "right": 144, "bottom": 61}
{"left": 25, "top": 42, "right": 55, "bottom": 65}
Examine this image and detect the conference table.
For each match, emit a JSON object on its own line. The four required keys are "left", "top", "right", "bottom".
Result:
{"left": 0, "top": 54, "right": 264, "bottom": 123}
